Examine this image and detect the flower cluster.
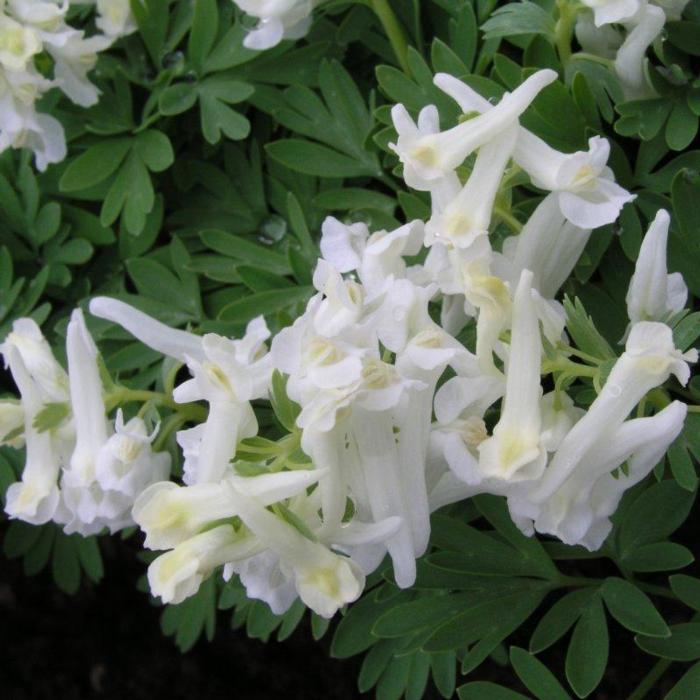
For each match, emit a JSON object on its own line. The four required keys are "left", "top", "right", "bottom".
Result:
{"left": 0, "top": 0, "right": 135, "bottom": 170}
{"left": 2, "top": 69, "right": 696, "bottom": 620}
{"left": 1, "top": 310, "right": 169, "bottom": 534}
{"left": 576, "top": 0, "right": 690, "bottom": 98}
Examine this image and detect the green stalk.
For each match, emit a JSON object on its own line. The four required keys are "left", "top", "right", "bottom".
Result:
{"left": 554, "top": 0, "right": 577, "bottom": 66}
{"left": 627, "top": 658, "right": 672, "bottom": 700}
{"left": 369, "top": 0, "right": 411, "bottom": 74}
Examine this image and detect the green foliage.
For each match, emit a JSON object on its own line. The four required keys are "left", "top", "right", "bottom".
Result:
{"left": 3, "top": 519, "right": 103, "bottom": 594}
{"left": 2, "top": 0, "right": 700, "bottom": 697}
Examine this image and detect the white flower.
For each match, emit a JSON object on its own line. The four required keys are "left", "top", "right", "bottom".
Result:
{"left": 434, "top": 74, "right": 634, "bottom": 229}
{"left": 0, "top": 74, "right": 67, "bottom": 170}
{"left": 319, "top": 217, "right": 424, "bottom": 298}
{"left": 575, "top": 11, "right": 623, "bottom": 58}
{"left": 424, "top": 124, "right": 518, "bottom": 250}
{"left": 94, "top": 0, "right": 136, "bottom": 37}
{"left": 626, "top": 209, "right": 687, "bottom": 324}
{"left": 495, "top": 193, "right": 592, "bottom": 299}
{"left": 429, "top": 375, "right": 503, "bottom": 485}
{"left": 133, "top": 469, "right": 324, "bottom": 550}
{"left": 529, "top": 321, "right": 697, "bottom": 503}
{"left": 44, "top": 29, "right": 111, "bottom": 107}
{"left": 311, "top": 259, "right": 365, "bottom": 336}
{"left": 478, "top": 270, "right": 547, "bottom": 483}
{"left": 226, "top": 550, "right": 298, "bottom": 614}
{"left": 148, "top": 524, "right": 257, "bottom": 605}
{"left": 3, "top": 347, "right": 61, "bottom": 524}
{"left": 89, "top": 297, "right": 206, "bottom": 364}
{"left": 224, "top": 483, "right": 365, "bottom": 618}
{"left": 64, "top": 309, "right": 109, "bottom": 485}
{"left": 0, "top": 13, "right": 41, "bottom": 71}
{"left": 390, "top": 70, "right": 557, "bottom": 190}
{"left": 511, "top": 401, "right": 687, "bottom": 550}
{"left": 514, "top": 133, "right": 635, "bottom": 229}
{"left": 234, "top": 0, "right": 319, "bottom": 50}
{"left": 8, "top": 0, "right": 68, "bottom": 30}
{"left": 539, "top": 392, "right": 585, "bottom": 453}
{"left": 614, "top": 3, "right": 666, "bottom": 100}
{"left": 653, "top": 0, "right": 690, "bottom": 20}
{"left": 581, "top": 0, "right": 641, "bottom": 26}
{"left": 90, "top": 298, "right": 272, "bottom": 484}
{"left": 94, "top": 411, "right": 170, "bottom": 499}
{"left": 1, "top": 317, "right": 70, "bottom": 402}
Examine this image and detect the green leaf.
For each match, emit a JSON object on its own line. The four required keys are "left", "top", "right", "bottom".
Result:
{"left": 666, "top": 661, "right": 700, "bottom": 700}
{"left": 76, "top": 536, "right": 103, "bottom": 583}
{"left": 332, "top": 587, "right": 410, "bottom": 658}
{"left": 4, "top": 521, "right": 42, "bottom": 558}
{"left": 373, "top": 593, "right": 473, "bottom": 638}
{"left": 636, "top": 623, "right": 700, "bottom": 661}
{"left": 530, "top": 589, "right": 597, "bottom": 653}
{"left": 563, "top": 296, "right": 616, "bottom": 361}
{"left": 266, "top": 139, "right": 378, "bottom": 178}
{"left": 672, "top": 169, "right": 700, "bottom": 253}
{"left": 313, "top": 188, "right": 397, "bottom": 215}
{"left": 565, "top": 596, "right": 608, "bottom": 698}
{"left": 188, "top": 0, "right": 218, "bottom": 71}
{"left": 161, "top": 576, "right": 217, "bottom": 652}
{"left": 200, "top": 229, "right": 291, "bottom": 275}
{"left": 473, "top": 495, "right": 557, "bottom": 579}
{"left": 218, "top": 287, "right": 313, "bottom": 323}
{"left": 159, "top": 83, "right": 198, "bottom": 116}
{"left": 33, "top": 402, "right": 70, "bottom": 432}
{"left": 673, "top": 312, "right": 700, "bottom": 352}
{"left": 423, "top": 588, "right": 546, "bottom": 652}
{"left": 51, "top": 533, "right": 82, "bottom": 594}
{"left": 481, "top": 1, "right": 555, "bottom": 41}
{"left": 510, "top": 647, "right": 571, "bottom": 700}
{"left": 666, "top": 100, "right": 699, "bottom": 151}
{"left": 269, "top": 371, "right": 301, "bottom": 432}
{"left": 126, "top": 258, "right": 196, "bottom": 315}
{"left": 618, "top": 480, "right": 695, "bottom": 558}
{"left": 358, "top": 639, "right": 399, "bottom": 693}
{"left": 101, "top": 152, "right": 154, "bottom": 234}
{"left": 458, "top": 682, "right": 530, "bottom": 700}
{"left": 620, "top": 542, "right": 694, "bottom": 572}
{"left": 670, "top": 576, "right": 700, "bottom": 612}
{"left": 600, "top": 577, "right": 669, "bottom": 637}
{"left": 199, "top": 78, "right": 254, "bottom": 143}
{"left": 667, "top": 431, "right": 698, "bottom": 492}
{"left": 134, "top": 130, "right": 174, "bottom": 172}
{"left": 430, "top": 651, "right": 457, "bottom": 699}
{"left": 59, "top": 139, "right": 131, "bottom": 192}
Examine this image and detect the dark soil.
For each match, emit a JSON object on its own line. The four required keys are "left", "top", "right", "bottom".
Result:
{"left": 0, "top": 532, "right": 361, "bottom": 700}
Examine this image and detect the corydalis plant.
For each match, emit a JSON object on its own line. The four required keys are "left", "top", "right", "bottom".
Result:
{"left": 2, "top": 68, "right": 695, "bottom": 628}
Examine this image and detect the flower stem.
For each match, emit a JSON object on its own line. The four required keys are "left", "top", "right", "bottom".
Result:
{"left": 494, "top": 205, "right": 523, "bottom": 234}
{"left": 106, "top": 387, "right": 207, "bottom": 422}
{"left": 369, "top": 0, "right": 411, "bottom": 74}
{"left": 554, "top": 0, "right": 577, "bottom": 65}
{"left": 628, "top": 658, "right": 672, "bottom": 700}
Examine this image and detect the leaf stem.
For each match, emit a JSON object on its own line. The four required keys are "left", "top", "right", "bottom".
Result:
{"left": 627, "top": 658, "right": 672, "bottom": 700}
{"left": 369, "top": 0, "right": 411, "bottom": 74}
